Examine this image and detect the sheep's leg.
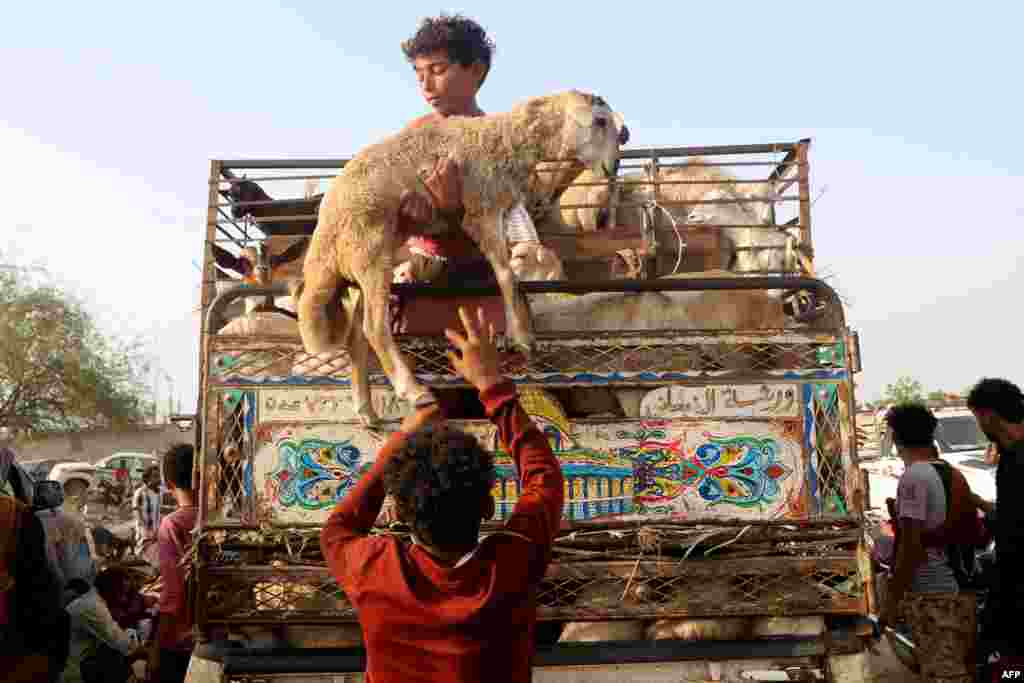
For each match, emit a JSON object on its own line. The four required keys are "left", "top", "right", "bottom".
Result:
{"left": 296, "top": 259, "right": 346, "bottom": 354}
{"left": 349, "top": 335, "right": 377, "bottom": 427}
{"left": 718, "top": 233, "right": 738, "bottom": 272}
{"left": 353, "top": 265, "right": 434, "bottom": 408}
{"left": 466, "top": 209, "right": 535, "bottom": 355}
{"left": 341, "top": 292, "right": 378, "bottom": 427}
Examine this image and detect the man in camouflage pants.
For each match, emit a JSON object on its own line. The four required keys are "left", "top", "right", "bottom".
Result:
{"left": 879, "top": 404, "right": 976, "bottom": 683}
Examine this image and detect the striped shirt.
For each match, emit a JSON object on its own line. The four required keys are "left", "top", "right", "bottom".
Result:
{"left": 132, "top": 486, "right": 161, "bottom": 551}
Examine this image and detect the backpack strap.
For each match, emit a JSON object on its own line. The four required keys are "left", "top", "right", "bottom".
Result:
{"left": 928, "top": 461, "right": 971, "bottom": 585}
{"left": 0, "top": 496, "right": 25, "bottom": 628}
{"left": 0, "top": 498, "right": 22, "bottom": 588}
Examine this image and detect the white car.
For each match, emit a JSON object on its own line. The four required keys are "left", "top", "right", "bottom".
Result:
{"left": 49, "top": 451, "right": 163, "bottom": 502}
{"left": 933, "top": 408, "right": 995, "bottom": 503}
{"left": 868, "top": 408, "right": 994, "bottom": 503}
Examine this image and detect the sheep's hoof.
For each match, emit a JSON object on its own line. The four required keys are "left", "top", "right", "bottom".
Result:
{"left": 410, "top": 389, "right": 439, "bottom": 410}
{"left": 509, "top": 339, "right": 535, "bottom": 359}
{"left": 355, "top": 405, "right": 380, "bottom": 429}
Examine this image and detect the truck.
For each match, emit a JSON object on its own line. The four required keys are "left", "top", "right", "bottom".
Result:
{"left": 183, "top": 139, "right": 874, "bottom": 682}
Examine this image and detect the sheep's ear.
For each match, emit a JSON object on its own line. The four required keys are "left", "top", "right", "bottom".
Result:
{"left": 287, "top": 277, "right": 305, "bottom": 300}
{"left": 571, "top": 106, "right": 594, "bottom": 128}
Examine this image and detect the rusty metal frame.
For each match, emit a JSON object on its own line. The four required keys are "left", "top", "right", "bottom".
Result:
{"left": 192, "top": 140, "right": 869, "bottom": 643}
{"left": 203, "top": 141, "right": 812, "bottom": 263}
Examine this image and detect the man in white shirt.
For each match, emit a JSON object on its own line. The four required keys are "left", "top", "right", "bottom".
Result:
{"left": 131, "top": 466, "right": 162, "bottom": 565}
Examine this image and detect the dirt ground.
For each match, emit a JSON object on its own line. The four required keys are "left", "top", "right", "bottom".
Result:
{"left": 868, "top": 638, "right": 920, "bottom": 683}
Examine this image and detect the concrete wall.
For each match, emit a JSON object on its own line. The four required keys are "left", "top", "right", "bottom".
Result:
{"left": 11, "top": 424, "right": 197, "bottom": 465}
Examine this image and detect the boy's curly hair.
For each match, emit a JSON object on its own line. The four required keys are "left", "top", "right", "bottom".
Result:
{"left": 885, "top": 402, "right": 937, "bottom": 449}
{"left": 401, "top": 14, "right": 496, "bottom": 87}
{"left": 383, "top": 423, "right": 496, "bottom": 550}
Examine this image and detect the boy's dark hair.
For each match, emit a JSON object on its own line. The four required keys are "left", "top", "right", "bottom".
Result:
{"left": 401, "top": 14, "right": 495, "bottom": 87}
{"left": 967, "top": 378, "right": 1024, "bottom": 423}
{"left": 162, "top": 442, "right": 194, "bottom": 492}
{"left": 143, "top": 464, "right": 160, "bottom": 481}
{"left": 885, "top": 402, "right": 938, "bottom": 449}
{"left": 383, "top": 423, "right": 495, "bottom": 549}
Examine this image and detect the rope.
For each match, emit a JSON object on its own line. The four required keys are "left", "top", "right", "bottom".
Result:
{"left": 704, "top": 525, "right": 753, "bottom": 557}
{"left": 643, "top": 199, "right": 685, "bottom": 276}
{"left": 682, "top": 529, "right": 722, "bottom": 561}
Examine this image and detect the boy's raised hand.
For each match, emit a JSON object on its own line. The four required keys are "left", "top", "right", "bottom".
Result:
{"left": 445, "top": 306, "right": 503, "bottom": 394}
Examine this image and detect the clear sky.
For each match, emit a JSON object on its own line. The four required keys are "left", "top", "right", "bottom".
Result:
{"left": 2, "top": 1, "right": 1021, "bottom": 415}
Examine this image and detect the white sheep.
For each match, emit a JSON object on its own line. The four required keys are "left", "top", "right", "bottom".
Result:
{"left": 294, "top": 90, "right": 626, "bottom": 425}
{"left": 558, "top": 159, "right": 797, "bottom": 276}
{"left": 687, "top": 188, "right": 798, "bottom": 276}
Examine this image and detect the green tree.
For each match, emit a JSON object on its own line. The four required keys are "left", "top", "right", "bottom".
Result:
{"left": 928, "top": 390, "right": 947, "bottom": 401}
{"left": 884, "top": 376, "right": 924, "bottom": 405}
{"left": 0, "top": 263, "right": 152, "bottom": 437}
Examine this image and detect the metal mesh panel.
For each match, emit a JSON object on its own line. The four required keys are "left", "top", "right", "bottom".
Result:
{"left": 204, "top": 390, "right": 255, "bottom": 523}
{"left": 208, "top": 335, "right": 847, "bottom": 387}
{"left": 534, "top": 560, "right": 861, "bottom": 619}
{"left": 810, "top": 384, "right": 848, "bottom": 516}
{"left": 201, "top": 557, "right": 862, "bottom": 625}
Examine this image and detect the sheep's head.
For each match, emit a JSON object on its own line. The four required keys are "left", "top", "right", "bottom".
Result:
{"left": 560, "top": 91, "right": 628, "bottom": 179}
{"left": 687, "top": 189, "right": 768, "bottom": 227}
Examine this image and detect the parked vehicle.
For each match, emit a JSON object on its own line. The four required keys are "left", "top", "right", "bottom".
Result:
{"left": 50, "top": 451, "right": 165, "bottom": 506}
{"left": 871, "top": 407, "right": 994, "bottom": 503}
{"left": 18, "top": 458, "right": 66, "bottom": 483}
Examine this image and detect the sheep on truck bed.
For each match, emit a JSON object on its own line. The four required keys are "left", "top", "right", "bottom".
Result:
{"left": 190, "top": 137, "right": 872, "bottom": 683}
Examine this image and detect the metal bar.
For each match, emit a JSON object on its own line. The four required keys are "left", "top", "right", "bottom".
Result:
{"left": 538, "top": 223, "right": 800, "bottom": 233}
{"left": 218, "top": 199, "right": 316, "bottom": 210}
{"left": 641, "top": 156, "right": 658, "bottom": 280}
{"left": 797, "top": 141, "right": 813, "bottom": 264}
{"left": 209, "top": 327, "right": 842, "bottom": 345}
{"left": 535, "top": 225, "right": 740, "bottom": 237}
{"left": 617, "top": 143, "right": 797, "bottom": 158}
{"left": 214, "top": 144, "right": 798, "bottom": 171}
{"left": 557, "top": 194, "right": 800, "bottom": 210}
{"left": 219, "top": 639, "right": 824, "bottom": 674}
{"left": 215, "top": 216, "right": 795, "bottom": 231}
{"left": 768, "top": 144, "right": 802, "bottom": 182}
{"left": 395, "top": 275, "right": 838, "bottom": 296}
{"left": 621, "top": 160, "right": 796, "bottom": 169}
{"left": 203, "top": 276, "right": 847, "bottom": 343}
{"left": 213, "top": 223, "right": 314, "bottom": 238}
{"left": 559, "top": 517, "right": 857, "bottom": 531}
{"left": 214, "top": 208, "right": 256, "bottom": 248}
{"left": 214, "top": 173, "right": 338, "bottom": 184}
{"left": 212, "top": 225, "right": 247, "bottom": 251}
{"left": 197, "top": 160, "right": 221, "bottom": 535}
{"left": 219, "top": 160, "right": 350, "bottom": 170}
{"left": 207, "top": 283, "right": 290, "bottom": 335}
{"left": 564, "top": 177, "right": 777, "bottom": 188}
{"left": 232, "top": 214, "right": 317, "bottom": 223}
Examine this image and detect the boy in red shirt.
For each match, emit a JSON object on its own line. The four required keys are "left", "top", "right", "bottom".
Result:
{"left": 321, "top": 306, "right": 565, "bottom": 683}
{"left": 150, "top": 443, "right": 198, "bottom": 683}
